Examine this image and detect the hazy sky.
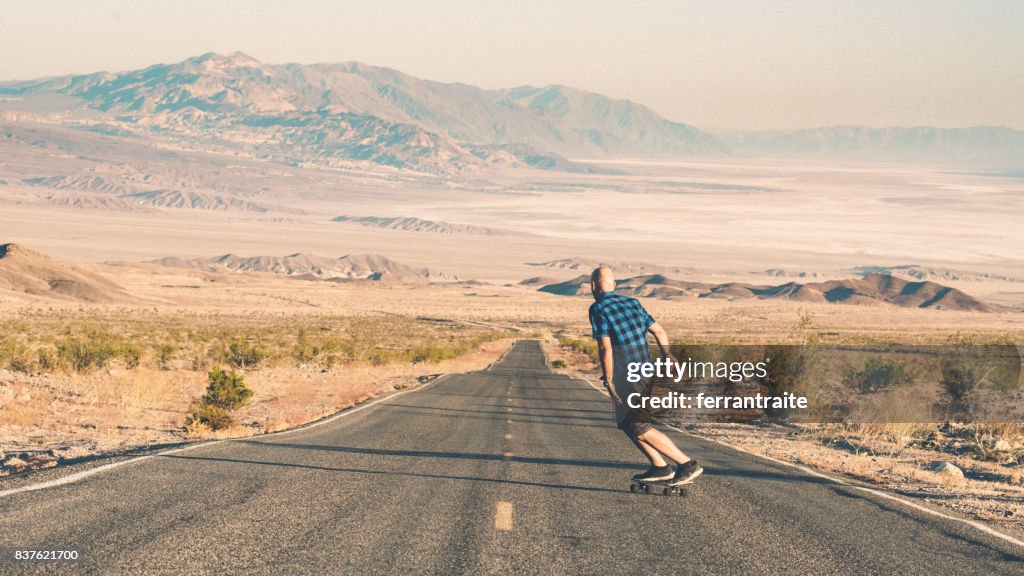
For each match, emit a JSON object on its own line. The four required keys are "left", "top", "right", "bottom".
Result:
{"left": 2, "top": 0, "right": 1022, "bottom": 130}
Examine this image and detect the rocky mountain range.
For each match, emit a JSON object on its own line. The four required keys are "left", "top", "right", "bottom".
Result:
{"left": 533, "top": 272, "right": 994, "bottom": 312}
{"left": 332, "top": 215, "right": 511, "bottom": 236}
{"left": 0, "top": 52, "right": 722, "bottom": 174}
{"left": 149, "top": 252, "right": 457, "bottom": 283}
{"left": 5, "top": 52, "right": 1018, "bottom": 176}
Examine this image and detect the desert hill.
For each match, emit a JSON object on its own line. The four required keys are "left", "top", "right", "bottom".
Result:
{"left": 120, "top": 190, "right": 306, "bottom": 214}
{"left": 149, "top": 252, "right": 457, "bottom": 282}
{"left": 332, "top": 215, "right": 512, "bottom": 236}
{"left": 0, "top": 243, "right": 133, "bottom": 303}
{"left": 535, "top": 272, "right": 993, "bottom": 312}
{"left": 851, "top": 265, "right": 1024, "bottom": 284}
{"left": 527, "top": 257, "right": 693, "bottom": 276}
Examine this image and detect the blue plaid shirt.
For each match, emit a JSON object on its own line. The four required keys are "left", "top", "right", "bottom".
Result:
{"left": 589, "top": 292, "right": 655, "bottom": 379}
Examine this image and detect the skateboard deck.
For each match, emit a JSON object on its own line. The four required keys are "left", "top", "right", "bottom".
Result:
{"left": 629, "top": 477, "right": 694, "bottom": 496}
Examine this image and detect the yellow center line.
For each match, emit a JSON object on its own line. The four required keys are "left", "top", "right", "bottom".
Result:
{"left": 495, "top": 501, "right": 513, "bottom": 531}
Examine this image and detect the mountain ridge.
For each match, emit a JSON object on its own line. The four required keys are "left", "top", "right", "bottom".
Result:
{"left": 4, "top": 52, "right": 1022, "bottom": 173}
{"left": 534, "top": 272, "right": 994, "bottom": 312}
{"left": 0, "top": 52, "right": 725, "bottom": 174}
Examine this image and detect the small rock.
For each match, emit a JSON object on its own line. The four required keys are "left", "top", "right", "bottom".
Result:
{"left": 932, "top": 461, "right": 964, "bottom": 479}
{"left": 994, "top": 440, "right": 1011, "bottom": 451}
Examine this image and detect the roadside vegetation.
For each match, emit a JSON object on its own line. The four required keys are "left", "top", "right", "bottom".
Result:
{"left": 0, "top": 311, "right": 502, "bottom": 375}
{"left": 184, "top": 368, "right": 253, "bottom": 432}
{"left": 0, "top": 309, "right": 506, "bottom": 459}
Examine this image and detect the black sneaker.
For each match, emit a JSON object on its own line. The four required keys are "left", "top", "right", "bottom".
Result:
{"left": 633, "top": 465, "right": 674, "bottom": 483}
{"left": 668, "top": 460, "right": 703, "bottom": 486}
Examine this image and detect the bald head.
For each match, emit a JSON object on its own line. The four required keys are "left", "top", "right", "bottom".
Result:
{"left": 590, "top": 267, "right": 615, "bottom": 298}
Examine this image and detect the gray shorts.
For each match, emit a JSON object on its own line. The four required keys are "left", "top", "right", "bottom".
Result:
{"left": 611, "top": 376, "right": 654, "bottom": 437}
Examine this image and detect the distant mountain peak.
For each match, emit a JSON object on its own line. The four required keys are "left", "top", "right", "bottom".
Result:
{"left": 185, "top": 51, "right": 263, "bottom": 69}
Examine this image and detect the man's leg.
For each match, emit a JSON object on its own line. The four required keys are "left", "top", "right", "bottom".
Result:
{"left": 636, "top": 428, "right": 691, "bottom": 465}
{"left": 628, "top": 433, "right": 668, "bottom": 467}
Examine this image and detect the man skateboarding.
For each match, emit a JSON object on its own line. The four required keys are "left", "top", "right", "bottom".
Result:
{"left": 588, "top": 267, "right": 703, "bottom": 486}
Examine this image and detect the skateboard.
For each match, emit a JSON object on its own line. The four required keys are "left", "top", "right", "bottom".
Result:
{"left": 629, "top": 477, "right": 693, "bottom": 496}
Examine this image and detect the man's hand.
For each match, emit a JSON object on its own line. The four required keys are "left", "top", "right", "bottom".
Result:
{"left": 603, "top": 377, "right": 623, "bottom": 404}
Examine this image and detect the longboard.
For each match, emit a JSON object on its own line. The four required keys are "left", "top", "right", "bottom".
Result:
{"left": 629, "top": 477, "right": 693, "bottom": 496}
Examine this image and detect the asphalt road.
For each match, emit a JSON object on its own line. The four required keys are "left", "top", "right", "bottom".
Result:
{"left": 1, "top": 340, "right": 1022, "bottom": 575}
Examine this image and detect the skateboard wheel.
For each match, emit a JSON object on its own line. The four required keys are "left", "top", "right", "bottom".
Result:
{"left": 630, "top": 484, "right": 637, "bottom": 493}
{"left": 662, "top": 487, "right": 671, "bottom": 495}
{"left": 643, "top": 484, "right": 651, "bottom": 493}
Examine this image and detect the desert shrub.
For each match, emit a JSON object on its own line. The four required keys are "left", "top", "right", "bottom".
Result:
{"left": 55, "top": 337, "right": 116, "bottom": 372}
{"left": 120, "top": 343, "right": 141, "bottom": 369}
{"left": 37, "top": 349, "right": 56, "bottom": 372}
{"left": 221, "top": 338, "right": 265, "bottom": 369}
{"left": 184, "top": 368, "right": 253, "bottom": 431}
{"left": 551, "top": 359, "right": 567, "bottom": 369}
{"left": 758, "top": 344, "right": 815, "bottom": 417}
{"left": 0, "top": 338, "right": 34, "bottom": 373}
{"left": 184, "top": 403, "right": 234, "bottom": 431}
{"left": 156, "top": 344, "right": 177, "bottom": 370}
{"left": 53, "top": 329, "right": 142, "bottom": 372}
{"left": 558, "top": 335, "right": 598, "bottom": 362}
{"left": 410, "top": 342, "right": 458, "bottom": 363}
{"left": 845, "top": 356, "right": 915, "bottom": 393}
{"left": 293, "top": 328, "right": 346, "bottom": 367}
{"left": 201, "top": 368, "right": 253, "bottom": 410}
{"left": 940, "top": 336, "right": 1021, "bottom": 419}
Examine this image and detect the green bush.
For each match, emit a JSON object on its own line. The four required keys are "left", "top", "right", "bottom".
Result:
{"left": 53, "top": 330, "right": 141, "bottom": 372}
{"left": 201, "top": 368, "right": 253, "bottom": 410}
{"left": 183, "top": 368, "right": 253, "bottom": 431}
{"left": 551, "top": 359, "right": 567, "bottom": 369}
{"left": 845, "top": 356, "right": 915, "bottom": 393}
{"left": 940, "top": 340, "right": 1020, "bottom": 419}
{"left": 558, "top": 335, "right": 598, "bottom": 362}
{"left": 156, "top": 344, "right": 177, "bottom": 370}
{"left": 222, "top": 339, "right": 265, "bottom": 369}
{"left": 759, "top": 344, "right": 815, "bottom": 418}
{"left": 0, "top": 338, "right": 34, "bottom": 373}
{"left": 121, "top": 343, "right": 141, "bottom": 369}
{"left": 56, "top": 337, "right": 116, "bottom": 372}
{"left": 184, "top": 403, "right": 234, "bottom": 431}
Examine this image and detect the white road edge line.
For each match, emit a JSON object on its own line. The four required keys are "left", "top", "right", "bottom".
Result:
{"left": 0, "top": 372, "right": 459, "bottom": 499}
{"left": 578, "top": 375, "right": 1024, "bottom": 551}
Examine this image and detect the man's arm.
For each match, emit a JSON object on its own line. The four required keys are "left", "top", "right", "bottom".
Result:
{"left": 596, "top": 336, "right": 622, "bottom": 404}
{"left": 648, "top": 322, "right": 671, "bottom": 359}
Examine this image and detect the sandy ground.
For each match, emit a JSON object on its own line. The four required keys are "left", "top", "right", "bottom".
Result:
{"left": 2, "top": 157, "right": 1023, "bottom": 303}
